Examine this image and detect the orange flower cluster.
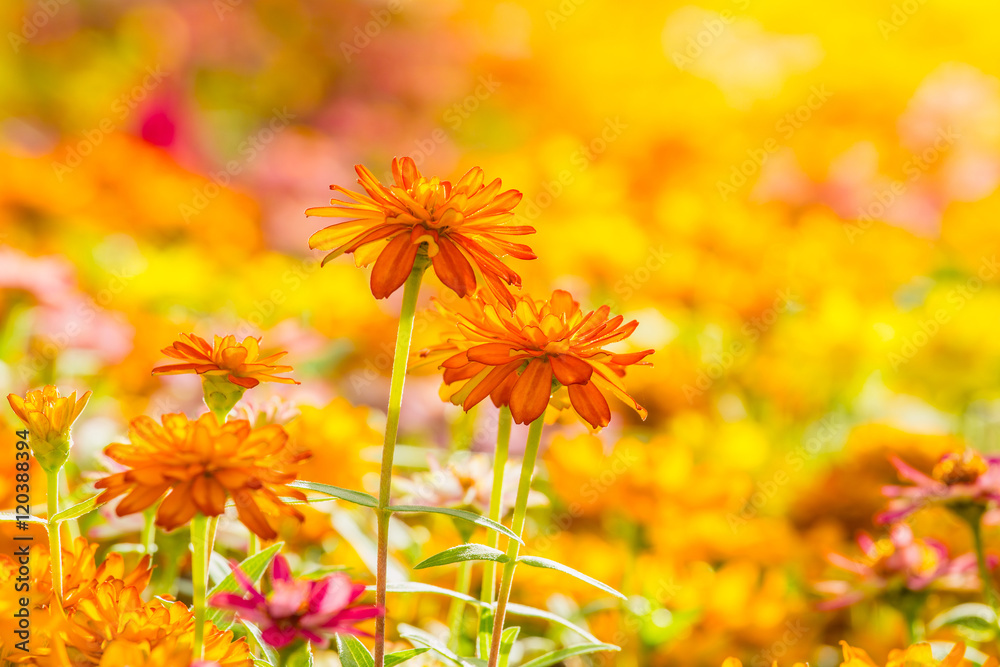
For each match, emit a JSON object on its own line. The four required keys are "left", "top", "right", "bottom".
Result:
{"left": 94, "top": 413, "right": 309, "bottom": 539}
{"left": 424, "top": 290, "right": 653, "bottom": 428}
{"left": 307, "top": 157, "right": 533, "bottom": 306}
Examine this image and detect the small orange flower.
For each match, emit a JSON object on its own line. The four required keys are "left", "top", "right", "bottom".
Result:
{"left": 424, "top": 290, "right": 653, "bottom": 428}
{"left": 94, "top": 413, "right": 309, "bottom": 540}
{"left": 152, "top": 333, "right": 298, "bottom": 389}
{"left": 7, "top": 385, "right": 91, "bottom": 471}
{"left": 306, "top": 157, "right": 534, "bottom": 306}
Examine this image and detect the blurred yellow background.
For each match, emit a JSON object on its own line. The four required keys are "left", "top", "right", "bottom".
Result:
{"left": 3, "top": 0, "right": 1000, "bottom": 665}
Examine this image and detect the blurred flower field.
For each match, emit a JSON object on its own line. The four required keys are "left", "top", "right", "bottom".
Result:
{"left": 4, "top": 0, "right": 1000, "bottom": 665}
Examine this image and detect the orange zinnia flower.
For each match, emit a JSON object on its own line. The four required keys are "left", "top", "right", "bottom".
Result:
{"left": 40, "top": 580, "right": 252, "bottom": 667}
{"left": 306, "top": 157, "right": 534, "bottom": 306}
{"left": 7, "top": 385, "right": 91, "bottom": 471}
{"left": 424, "top": 290, "right": 653, "bottom": 428}
{"left": 94, "top": 413, "right": 309, "bottom": 540}
{"left": 152, "top": 333, "right": 298, "bottom": 389}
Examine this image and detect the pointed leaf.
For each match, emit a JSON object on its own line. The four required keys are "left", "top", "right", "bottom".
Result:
{"left": 385, "top": 648, "right": 430, "bottom": 666}
{"left": 388, "top": 505, "right": 522, "bottom": 543}
{"left": 290, "top": 480, "right": 377, "bottom": 508}
{"left": 396, "top": 625, "right": 487, "bottom": 666}
{"left": 929, "top": 603, "right": 998, "bottom": 643}
{"left": 518, "top": 643, "right": 621, "bottom": 667}
{"left": 377, "top": 583, "right": 603, "bottom": 644}
{"left": 206, "top": 542, "right": 284, "bottom": 628}
{"left": 336, "top": 634, "right": 374, "bottom": 667}
{"left": 415, "top": 543, "right": 510, "bottom": 570}
{"left": 286, "top": 639, "right": 314, "bottom": 667}
{"left": 498, "top": 626, "right": 519, "bottom": 667}
{"left": 50, "top": 493, "right": 104, "bottom": 523}
{"left": 240, "top": 620, "right": 280, "bottom": 666}
{"left": 517, "top": 556, "right": 626, "bottom": 600}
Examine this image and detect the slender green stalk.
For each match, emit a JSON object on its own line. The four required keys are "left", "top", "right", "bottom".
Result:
{"left": 487, "top": 416, "right": 544, "bottom": 667}
{"left": 60, "top": 470, "right": 80, "bottom": 541}
{"left": 142, "top": 506, "right": 157, "bottom": 555}
{"left": 448, "top": 560, "right": 474, "bottom": 652}
{"left": 191, "top": 513, "right": 213, "bottom": 660}
{"left": 478, "top": 406, "right": 512, "bottom": 657}
{"left": 248, "top": 533, "right": 259, "bottom": 557}
{"left": 374, "top": 262, "right": 427, "bottom": 667}
{"left": 970, "top": 517, "right": 999, "bottom": 613}
{"left": 46, "top": 470, "right": 63, "bottom": 613}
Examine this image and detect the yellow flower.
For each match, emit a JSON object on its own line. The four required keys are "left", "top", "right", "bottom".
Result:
{"left": 7, "top": 386, "right": 91, "bottom": 472}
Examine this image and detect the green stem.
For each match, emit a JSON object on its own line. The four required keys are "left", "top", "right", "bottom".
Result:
{"left": 487, "top": 416, "right": 544, "bottom": 667}
{"left": 970, "top": 517, "right": 999, "bottom": 613}
{"left": 46, "top": 469, "right": 63, "bottom": 613}
{"left": 374, "top": 262, "right": 426, "bottom": 667}
{"left": 142, "top": 507, "right": 157, "bottom": 555}
{"left": 478, "top": 406, "right": 511, "bottom": 657}
{"left": 448, "top": 560, "right": 474, "bottom": 652}
{"left": 191, "top": 513, "right": 215, "bottom": 660}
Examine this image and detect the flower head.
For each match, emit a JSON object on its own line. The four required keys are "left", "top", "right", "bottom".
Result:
{"left": 152, "top": 334, "right": 299, "bottom": 417}
{"left": 815, "top": 523, "right": 984, "bottom": 611}
{"left": 31, "top": 580, "right": 252, "bottom": 667}
{"left": 209, "top": 554, "right": 380, "bottom": 650}
{"left": 877, "top": 450, "right": 1000, "bottom": 524}
{"left": 306, "top": 157, "right": 533, "bottom": 306}
{"left": 422, "top": 290, "right": 653, "bottom": 428}
{"left": 94, "top": 413, "right": 309, "bottom": 539}
{"left": 7, "top": 385, "right": 91, "bottom": 472}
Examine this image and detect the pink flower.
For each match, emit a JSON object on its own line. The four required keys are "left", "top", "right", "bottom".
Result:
{"left": 816, "top": 523, "right": 984, "bottom": 611}
{"left": 877, "top": 450, "right": 1000, "bottom": 524}
{"left": 209, "top": 554, "right": 381, "bottom": 649}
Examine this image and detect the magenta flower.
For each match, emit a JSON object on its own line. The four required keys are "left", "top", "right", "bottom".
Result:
{"left": 209, "top": 554, "right": 381, "bottom": 649}
{"left": 816, "top": 523, "right": 984, "bottom": 610}
{"left": 877, "top": 450, "right": 1000, "bottom": 524}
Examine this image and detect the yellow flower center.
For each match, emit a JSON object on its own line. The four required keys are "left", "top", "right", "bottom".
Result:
{"left": 932, "top": 451, "right": 987, "bottom": 485}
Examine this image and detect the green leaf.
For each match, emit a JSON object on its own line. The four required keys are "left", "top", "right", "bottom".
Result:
{"left": 384, "top": 648, "right": 430, "bottom": 666}
{"left": 518, "top": 643, "right": 621, "bottom": 667}
{"left": 239, "top": 620, "right": 280, "bottom": 666}
{"left": 516, "top": 556, "right": 626, "bottom": 600}
{"left": 336, "top": 634, "right": 374, "bottom": 667}
{"left": 415, "top": 543, "right": 510, "bottom": 570}
{"left": 506, "top": 603, "right": 603, "bottom": 645}
{"left": 376, "top": 583, "right": 603, "bottom": 645}
{"left": 50, "top": 493, "right": 104, "bottom": 523}
{"left": 498, "top": 626, "right": 519, "bottom": 667}
{"left": 396, "top": 625, "right": 486, "bottom": 666}
{"left": 388, "top": 505, "right": 522, "bottom": 543}
{"left": 206, "top": 542, "right": 283, "bottom": 628}
{"left": 286, "top": 640, "right": 314, "bottom": 667}
{"left": 929, "top": 603, "right": 998, "bottom": 643}
{"left": 290, "top": 480, "right": 378, "bottom": 508}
